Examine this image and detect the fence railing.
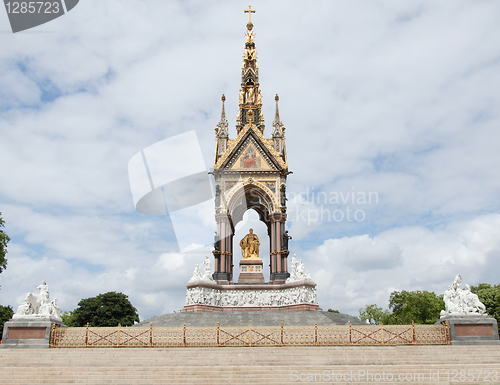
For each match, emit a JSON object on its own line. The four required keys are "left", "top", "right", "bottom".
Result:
{"left": 50, "top": 321, "right": 450, "bottom": 348}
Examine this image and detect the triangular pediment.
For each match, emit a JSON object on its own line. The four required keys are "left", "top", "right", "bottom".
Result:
{"left": 215, "top": 126, "right": 286, "bottom": 171}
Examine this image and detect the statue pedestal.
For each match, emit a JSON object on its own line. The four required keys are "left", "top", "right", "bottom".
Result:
{"left": 1, "top": 317, "right": 65, "bottom": 349}
{"left": 436, "top": 315, "right": 500, "bottom": 345}
{"left": 238, "top": 259, "right": 265, "bottom": 284}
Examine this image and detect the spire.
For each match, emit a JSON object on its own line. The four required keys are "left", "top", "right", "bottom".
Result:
{"left": 215, "top": 94, "right": 229, "bottom": 159}
{"left": 272, "top": 94, "right": 282, "bottom": 137}
{"left": 237, "top": 5, "right": 264, "bottom": 133}
{"left": 217, "top": 94, "right": 228, "bottom": 138}
{"left": 272, "top": 94, "right": 285, "bottom": 157}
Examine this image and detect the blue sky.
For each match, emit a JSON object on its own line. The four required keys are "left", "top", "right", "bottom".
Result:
{"left": 1, "top": 0, "right": 500, "bottom": 320}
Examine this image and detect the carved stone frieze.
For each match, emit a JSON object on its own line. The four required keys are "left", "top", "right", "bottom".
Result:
{"left": 185, "top": 285, "right": 317, "bottom": 307}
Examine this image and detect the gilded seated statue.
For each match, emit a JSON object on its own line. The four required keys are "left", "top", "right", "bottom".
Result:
{"left": 240, "top": 229, "right": 260, "bottom": 260}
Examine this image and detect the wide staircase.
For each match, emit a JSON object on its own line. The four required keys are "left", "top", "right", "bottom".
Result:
{"left": 1, "top": 345, "right": 500, "bottom": 384}
{"left": 136, "top": 310, "right": 365, "bottom": 327}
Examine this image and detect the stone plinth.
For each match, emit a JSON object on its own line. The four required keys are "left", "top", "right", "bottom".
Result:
{"left": 1, "top": 317, "right": 66, "bottom": 349}
{"left": 238, "top": 258, "right": 265, "bottom": 284}
{"left": 183, "top": 280, "right": 319, "bottom": 312}
{"left": 436, "top": 315, "right": 500, "bottom": 345}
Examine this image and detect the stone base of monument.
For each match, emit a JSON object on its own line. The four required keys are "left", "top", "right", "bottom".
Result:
{"left": 238, "top": 259, "right": 265, "bottom": 284}
{"left": 183, "top": 279, "right": 320, "bottom": 312}
{"left": 436, "top": 315, "right": 500, "bottom": 345}
{"left": 183, "top": 303, "right": 320, "bottom": 312}
{"left": 1, "top": 316, "right": 65, "bottom": 349}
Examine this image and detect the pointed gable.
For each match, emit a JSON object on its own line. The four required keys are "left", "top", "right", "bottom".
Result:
{"left": 215, "top": 124, "right": 286, "bottom": 171}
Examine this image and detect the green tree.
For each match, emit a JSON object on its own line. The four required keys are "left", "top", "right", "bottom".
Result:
{"left": 381, "top": 290, "right": 444, "bottom": 325}
{"left": 60, "top": 311, "right": 74, "bottom": 326}
{"left": 359, "top": 304, "right": 389, "bottom": 325}
{"left": 470, "top": 283, "right": 500, "bottom": 323}
{"left": 0, "top": 212, "right": 10, "bottom": 274}
{"left": 0, "top": 305, "right": 14, "bottom": 340}
{"left": 65, "top": 292, "right": 139, "bottom": 327}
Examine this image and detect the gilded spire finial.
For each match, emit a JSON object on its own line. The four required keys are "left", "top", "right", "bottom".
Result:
{"left": 244, "top": 5, "right": 255, "bottom": 30}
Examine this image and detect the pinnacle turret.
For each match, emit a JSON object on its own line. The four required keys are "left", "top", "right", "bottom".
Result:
{"left": 272, "top": 94, "right": 285, "bottom": 157}
{"left": 236, "top": 5, "right": 264, "bottom": 133}
{"left": 272, "top": 94, "right": 283, "bottom": 138}
{"left": 217, "top": 94, "right": 228, "bottom": 138}
{"left": 215, "top": 94, "right": 229, "bottom": 157}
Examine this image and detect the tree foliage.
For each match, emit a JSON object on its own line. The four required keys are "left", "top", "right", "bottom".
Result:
{"left": 0, "top": 212, "right": 10, "bottom": 274}
{"left": 470, "top": 283, "right": 500, "bottom": 324}
{"left": 360, "top": 290, "right": 445, "bottom": 325}
{"left": 65, "top": 292, "right": 140, "bottom": 327}
{"left": 359, "top": 304, "right": 389, "bottom": 325}
{"left": 382, "top": 290, "right": 444, "bottom": 325}
{"left": 0, "top": 305, "right": 14, "bottom": 340}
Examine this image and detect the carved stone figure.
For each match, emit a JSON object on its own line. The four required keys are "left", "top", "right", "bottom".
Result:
{"left": 36, "top": 280, "right": 49, "bottom": 304}
{"left": 188, "top": 256, "right": 215, "bottom": 283}
{"left": 239, "top": 89, "right": 244, "bottom": 104}
{"left": 15, "top": 298, "right": 32, "bottom": 316}
{"left": 240, "top": 229, "right": 260, "bottom": 259}
{"left": 40, "top": 298, "right": 62, "bottom": 318}
{"left": 215, "top": 185, "right": 221, "bottom": 208}
{"left": 286, "top": 255, "right": 311, "bottom": 283}
{"left": 214, "top": 231, "right": 221, "bottom": 252}
{"left": 202, "top": 256, "right": 213, "bottom": 281}
{"left": 185, "top": 285, "right": 317, "bottom": 307}
{"left": 280, "top": 184, "right": 287, "bottom": 206}
{"left": 256, "top": 90, "right": 262, "bottom": 104}
{"left": 282, "top": 230, "right": 292, "bottom": 251}
{"left": 13, "top": 280, "right": 62, "bottom": 321}
{"left": 440, "top": 274, "right": 487, "bottom": 317}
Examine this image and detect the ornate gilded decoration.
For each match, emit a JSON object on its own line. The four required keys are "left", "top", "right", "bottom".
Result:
{"left": 240, "top": 228, "right": 261, "bottom": 260}
{"left": 51, "top": 323, "right": 450, "bottom": 348}
{"left": 210, "top": 6, "right": 291, "bottom": 284}
{"left": 244, "top": 5, "right": 255, "bottom": 27}
{"left": 214, "top": 123, "right": 287, "bottom": 170}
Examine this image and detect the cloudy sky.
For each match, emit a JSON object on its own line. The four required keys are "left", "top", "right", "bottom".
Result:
{"left": 1, "top": 0, "right": 500, "bottom": 321}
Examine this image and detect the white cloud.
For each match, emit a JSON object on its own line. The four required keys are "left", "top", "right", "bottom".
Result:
{"left": 305, "top": 214, "right": 500, "bottom": 315}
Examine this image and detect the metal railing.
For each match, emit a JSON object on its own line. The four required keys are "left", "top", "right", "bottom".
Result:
{"left": 50, "top": 321, "right": 450, "bottom": 348}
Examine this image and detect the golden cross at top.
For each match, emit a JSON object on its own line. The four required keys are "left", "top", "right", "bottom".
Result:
{"left": 244, "top": 5, "right": 255, "bottom": 24}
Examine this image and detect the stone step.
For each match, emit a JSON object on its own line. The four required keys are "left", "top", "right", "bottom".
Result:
{"left": 1, "top": 346, "right": 500, "bottom": 385}
{"left": 3, "top": 356, "right": 500, "bottom": 364}
{"left": 2, "top": 371, "right": 500, "bottom": 383}
{"left": 136, "top": 310, "right": 366, "bottom": 327}
{"left": 2, "top": 372, "right": 500, "bottom": 385}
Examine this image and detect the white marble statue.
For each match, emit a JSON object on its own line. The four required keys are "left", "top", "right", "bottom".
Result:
{"left": 13, "top": 280, "right": 62, "bottom": 321}
{"left": 185, "top": 285, "right": 318, "bottom": 307}
{"left": 440, "top": 274, "right": 487, "bottom": 318}
{"left": 188, "top": 256, "right": 215, "bottom": 283}
{"left": 286, "top": 255, "right": 311, "bottom": 283}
